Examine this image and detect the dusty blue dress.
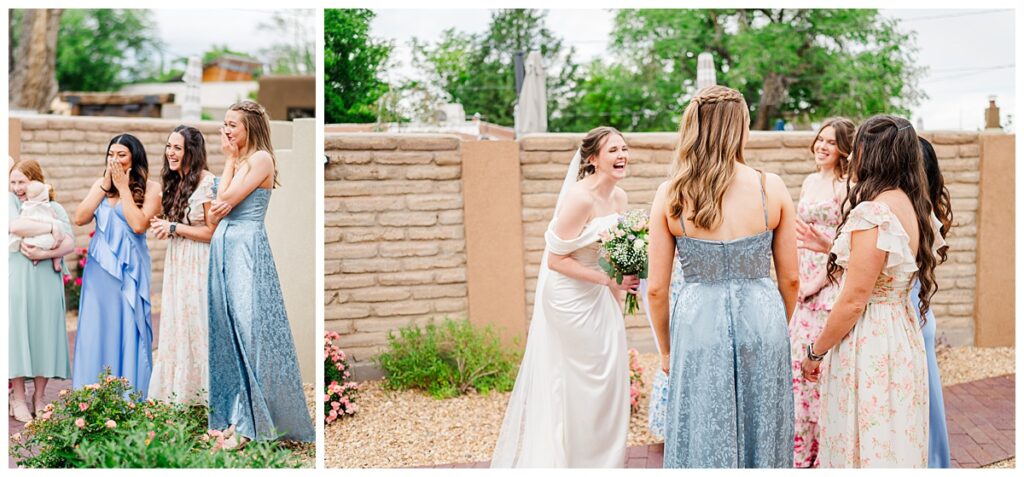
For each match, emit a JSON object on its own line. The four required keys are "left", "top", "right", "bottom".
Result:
{"left": 72, "top": 199, "right": 153, "bottom": 396}
{"left": 207, "top": 182, "right": 314, "bottom": 442}
{"left": 914, "top": 279, "right": 950, "bottom": 468}
{"left": 663, "top": 175, "right": 794, "bottom": 468}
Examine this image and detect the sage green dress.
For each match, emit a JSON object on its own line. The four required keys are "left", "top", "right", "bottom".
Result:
{"left": 8, "top": 192, "right": 72, "bottom": 379}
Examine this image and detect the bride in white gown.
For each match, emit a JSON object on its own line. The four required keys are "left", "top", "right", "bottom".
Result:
{"left": 491, "top": 127, "right": 637, "bottom": 468}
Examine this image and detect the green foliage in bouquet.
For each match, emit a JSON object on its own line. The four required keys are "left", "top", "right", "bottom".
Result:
{"left": 376, "top": 318, "right": 521, "bottom": 399}
{"left": 10, "top": 368, "right": 300, "bottom": 468}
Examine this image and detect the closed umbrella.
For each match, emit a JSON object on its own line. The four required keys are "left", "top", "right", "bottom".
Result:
{"left": 515, "top": 51, "right": 547, "bottom": 137}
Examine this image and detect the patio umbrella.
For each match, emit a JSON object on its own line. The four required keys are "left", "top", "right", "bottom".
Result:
{"left": 181, "top": 56, "right": 202, "bottom": 121}
{"left": 515, "top": 51, "right": 547, "bottom": 137}
{"left": 697, "top": 52, "right": 717, "bottom": 91}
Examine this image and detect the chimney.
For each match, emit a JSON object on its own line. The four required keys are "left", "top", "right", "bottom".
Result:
{"left": 985, "top": 95, "right": 1002, "bottom": 130}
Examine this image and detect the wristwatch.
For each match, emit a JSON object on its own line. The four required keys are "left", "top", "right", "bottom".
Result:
{"left": 807, "top": 343, "right": 827, "bottom": 362}
{"left": 169, "top": 223, "right": 177, "bottom": 237}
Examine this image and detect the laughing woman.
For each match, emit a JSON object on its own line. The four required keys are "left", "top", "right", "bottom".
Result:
{"left": 72, "top": 134, "right": 161, "bottom": 397}
{"left": 206, "top": 101, "right": 314, "bottom": 447}
{"left": 148, "top": 125, "right": 217, "bottom": 404}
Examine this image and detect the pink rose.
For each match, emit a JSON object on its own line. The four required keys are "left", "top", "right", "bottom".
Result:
{"left": 104, "top": 420, "right": 116, "bottom": 429}
{"left": 75, "top": 418, "right": 86, "bottom": 428}
{"left": 79, "top": 403, "right": 89, "bottom": 411}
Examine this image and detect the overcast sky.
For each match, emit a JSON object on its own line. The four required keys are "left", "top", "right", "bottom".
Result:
{"left": 369, "top": 8, "right": 1015, "bottom": 131}
{"left": 151, "top": 9, "right": 313, "bottom": 62}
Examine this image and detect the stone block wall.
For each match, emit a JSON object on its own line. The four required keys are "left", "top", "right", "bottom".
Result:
{"left": 324, "top": 134, "right": 468, "bottom": 362}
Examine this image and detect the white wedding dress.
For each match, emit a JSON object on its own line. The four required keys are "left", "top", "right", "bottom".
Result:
{"left": 491, "top": 151, "right": 629, "bottom": 468}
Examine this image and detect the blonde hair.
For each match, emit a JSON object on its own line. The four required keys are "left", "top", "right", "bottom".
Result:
{"left": 228, "top": 100, "right": 279, "bottom": 187}
{"left": 667, "top": 85, "right": 750, "bottom": 229}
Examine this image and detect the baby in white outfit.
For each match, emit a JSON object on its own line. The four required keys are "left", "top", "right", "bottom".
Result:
{"left": 10, "top": 180, "right": 64, "bottom": 272}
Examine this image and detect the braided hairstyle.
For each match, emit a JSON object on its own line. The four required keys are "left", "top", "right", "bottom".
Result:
{"left": 667, "top": 85, "right": 750, "bottom": 229}
{"left": 161, "top": 125, "right": 209, "bottom": 224}
{"left": 826, "top": 115, "right": 939, "bottom": 319}
{"left": 228, "top": 100, "right": 279, "bottom": 187}
{"left": 577, "top": 126, "right": 624, "bottom": 180}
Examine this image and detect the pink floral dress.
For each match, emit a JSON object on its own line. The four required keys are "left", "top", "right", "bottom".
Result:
{"left": 818, "top": 201, "right": 939, "bottom": 468}
{"left": 789, "top": 194, "right": 842, "bottom": 467}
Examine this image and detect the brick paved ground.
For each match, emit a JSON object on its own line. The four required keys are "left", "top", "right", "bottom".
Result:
{"left": 428, "top": 374, "right": 1016, "bottom": 469}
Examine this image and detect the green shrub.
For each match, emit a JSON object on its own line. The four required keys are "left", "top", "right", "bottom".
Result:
{"left": 375, "top": 318, "right": 520, "bottom": 399}
{"left": 10, "top": 368, "right": 300, "bottom": 468}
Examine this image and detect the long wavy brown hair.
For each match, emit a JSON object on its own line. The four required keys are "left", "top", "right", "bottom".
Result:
{"left": 920, "top": 138, "right": 953, "bottom": 262}
{"left": 11, "top": 160, "right": 56, "bottom": 201}
{"left": 811, "top": 117, "right": 856, "bottom": 181}
{"left": 826, "top": 115, "right": 939, "bottom": 319}
{"left": 228, "top": 100, "right": 279, "bottom": 187}
{"left": 666, "top": 85, "right": 749, "bottom": 228}
{"left": 161, "top": 125, "right": 209, "bottom": 224}
{"left": 577, "top": 126, "right": 624, "bottom": 180}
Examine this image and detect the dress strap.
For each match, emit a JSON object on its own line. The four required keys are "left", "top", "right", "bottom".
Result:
{"left": 757, "top": 170, "right": 769, "bottom": 231}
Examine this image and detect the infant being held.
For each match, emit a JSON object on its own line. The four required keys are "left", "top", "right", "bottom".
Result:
{"left": 10, "top": 180, "right": 64, "bottom": 272}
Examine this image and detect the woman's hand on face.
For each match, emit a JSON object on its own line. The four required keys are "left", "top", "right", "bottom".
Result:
{"left": 795, "top": 218, "right": 832, "bottom": 254}
{"left": 220, "top": 128, "right": 239, "bottom": 161}
{"left": 209, "top": 200, "right": 233, "bottom": 220}
{"left": 109, "top": 158, "right": 130, "bottom": 193}
{"left": 800, "top": 357, "right": 822, "bottom": 382}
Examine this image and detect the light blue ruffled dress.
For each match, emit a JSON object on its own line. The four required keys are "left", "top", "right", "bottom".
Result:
{"left": 914, "top": 279, "right": 951, "bottom": 468}
{"left": 207, "top": 181, "right": 314, "bottom": 442}
{"left": 72, "top": 199, "right": 153, "bottom": 396}
{"left": 663, "top": 176, "right": 794, "bottom": 468}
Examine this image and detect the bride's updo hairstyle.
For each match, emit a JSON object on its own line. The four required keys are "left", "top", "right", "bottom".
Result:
{"left": 577, "top": 126, "right": 624, "bottom": 180}
{"left": 667, "top": 85, "right": 750, "bottom": 229}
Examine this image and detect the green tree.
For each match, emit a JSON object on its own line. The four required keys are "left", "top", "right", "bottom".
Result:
{"left": 55, "top": 9, "right": 163, "bottom": 92}
{"left": 324, "top": 8, "right": 391, "bottom": 124}
{"left": 258, "top": 9, "right": 316, "bottom": 75}
{"left": 566, "top": 9, "right": 923, "bottom": 131}
{"left": 412, "top": 9, "right": 579, "bottom": 128}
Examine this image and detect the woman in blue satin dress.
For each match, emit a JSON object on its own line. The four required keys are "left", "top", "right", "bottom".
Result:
{"left": 72, "top": 134, "right": 162, "bottom": 396}
{"left": 647, "top": 86, "right": 800, "bottom": 468}
{"left": 206, "top": 100, "right": 315, "bottom": 447}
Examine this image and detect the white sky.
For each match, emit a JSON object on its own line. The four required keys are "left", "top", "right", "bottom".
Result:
{"left": 151, "top": 9, "right": 312, "bottom": 63}
{"left": 370, "top": 8, "right": 1016, "bottom": 131}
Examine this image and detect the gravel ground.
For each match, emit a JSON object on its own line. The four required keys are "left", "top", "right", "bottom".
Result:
{"left": 326, "top": 347, "right": 1014, "bottom": 468}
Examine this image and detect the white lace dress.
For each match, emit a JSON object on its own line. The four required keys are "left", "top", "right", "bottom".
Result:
{"left": 492, "top": 213, "right": 629, "bottom": 468}
{"left": 818, "top": 201, "right": 943, "bottom": 468}
{"left": 148, "top": 172, "right": 215, "bottom": 404}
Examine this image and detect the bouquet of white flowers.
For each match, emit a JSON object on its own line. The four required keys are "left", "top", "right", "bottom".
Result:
{"left": 598, "top": 208, "right": 649, "bottom": 315}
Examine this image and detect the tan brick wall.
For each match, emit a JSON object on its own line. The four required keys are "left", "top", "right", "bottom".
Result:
{"left": 519, "top": 131, "right": 984, "bottom": 347}
{"left": 324, "top": 133, "right": 468, "bottom": 363}
{"left": 15, "top": 115, "right": 229, "bottom": 313}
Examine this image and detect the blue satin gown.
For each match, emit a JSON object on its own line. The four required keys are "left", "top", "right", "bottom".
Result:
{"left": 207, "top": 182, "right": 315, "bottom": 442}
{"left": 914, "top": 279, "right": 951, "bottom": 468}
{"left": 72, "top": 199, "right": 153, "bottom": 397}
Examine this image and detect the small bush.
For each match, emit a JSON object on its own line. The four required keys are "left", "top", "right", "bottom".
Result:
{"left": 375, "top": 318, "right": 520, "bottom": 399}
{"left": 10, "top": 368, "right": 300, "bottom": 468}
{"left": 628, "top": 348, "right": 645, "bottom": 414}
{"left": 62, "top": 245, "right": 88, "bottom": 312}
{"left": 324, "top": 331, "right": 359, "bottom": 424}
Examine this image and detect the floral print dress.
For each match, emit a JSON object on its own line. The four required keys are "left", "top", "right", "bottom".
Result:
{"left": 789, "top": 194, "right": 842, "bottom": 467}
{"left": 148, "top": 172, "right": 215, "bottom": 404}
{"left": 818, "top": 201, "right": 941, "bottom": 468}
